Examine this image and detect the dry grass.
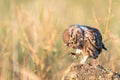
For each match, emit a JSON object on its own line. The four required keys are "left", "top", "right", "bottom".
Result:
{"left": 0, "top": 0, "right": 120, "bottom": 80}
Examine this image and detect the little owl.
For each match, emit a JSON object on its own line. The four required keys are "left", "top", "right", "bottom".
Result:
{"left": 63, "top": 24, "right": 107, "bottom": 64}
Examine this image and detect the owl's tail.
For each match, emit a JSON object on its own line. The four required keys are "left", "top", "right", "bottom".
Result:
{"left": 102, "top": 43, "right": 107, "bottom": 50}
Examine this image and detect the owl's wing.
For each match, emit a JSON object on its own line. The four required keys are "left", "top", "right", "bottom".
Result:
{"left": 85, "top": 29, "right": 103, "bottom": 51}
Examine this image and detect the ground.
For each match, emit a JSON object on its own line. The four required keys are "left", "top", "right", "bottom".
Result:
{"left": 61, "top": 62, "right": 120, "bottom": 80}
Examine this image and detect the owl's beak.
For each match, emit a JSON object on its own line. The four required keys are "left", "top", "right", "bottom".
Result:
{"left": 64, "top": 43, "right": 69, "bottom": 46}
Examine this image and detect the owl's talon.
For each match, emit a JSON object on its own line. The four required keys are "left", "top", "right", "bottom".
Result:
{"left": 69, "top": 52, "right": 79, "bottom": 59}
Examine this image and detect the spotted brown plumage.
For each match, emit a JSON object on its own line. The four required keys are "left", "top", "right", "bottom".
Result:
{"left": 63, "top": 24, "right": 107, "bottom": 64}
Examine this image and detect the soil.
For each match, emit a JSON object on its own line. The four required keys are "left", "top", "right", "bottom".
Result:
{"left": 61, "top": 62, "right": 120, "bottom": 80}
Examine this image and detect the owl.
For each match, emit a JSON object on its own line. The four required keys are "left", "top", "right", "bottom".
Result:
{"left": 63, "top": 24, "right": 107, "bottom": 64}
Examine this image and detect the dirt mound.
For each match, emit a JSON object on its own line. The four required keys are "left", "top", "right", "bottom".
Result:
{"left": 62, "top": 63, "right": 120, "bottom": 80}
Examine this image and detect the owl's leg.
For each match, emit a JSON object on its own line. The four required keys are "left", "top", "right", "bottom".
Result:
{"left": 80, "top": 56, "right": 88, "bottom": 64}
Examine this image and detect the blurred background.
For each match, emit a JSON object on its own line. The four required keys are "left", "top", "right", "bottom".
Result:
{"left": 0, "top": 0, "right": 120, "bottom": 80}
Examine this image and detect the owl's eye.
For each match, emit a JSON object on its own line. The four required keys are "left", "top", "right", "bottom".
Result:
{"left": 69, "top": 39, "right": 74, "bottom": 44}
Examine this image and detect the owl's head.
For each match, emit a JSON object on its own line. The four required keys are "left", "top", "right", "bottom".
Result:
{"left": 63, "top": 24, "right": 84, "bottom": 49}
